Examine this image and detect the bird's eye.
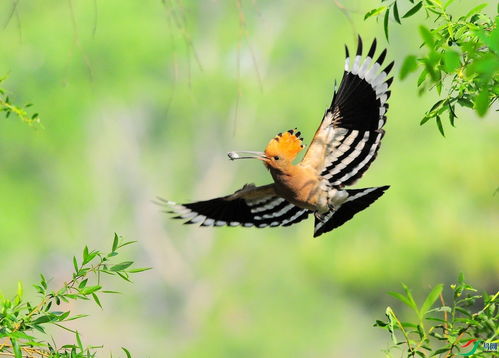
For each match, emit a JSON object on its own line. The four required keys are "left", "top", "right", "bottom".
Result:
{"left": 273, "top": 156, "right": 280, "bottom": 160}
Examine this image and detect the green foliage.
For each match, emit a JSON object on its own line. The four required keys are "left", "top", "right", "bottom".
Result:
{"left": 365, "top": 0, "right": 498, "bottom": 135}
{"left": 1, "top": 1, "right": 498, "bottom": 356}
{"left": 0, "top": 76, "right": 41, "bottom": 126}
{"left": 375, "top": 274, "right": 498, "bottom": 357}
{"left": 0, "top": 234, "right": 150, "bottom": 357}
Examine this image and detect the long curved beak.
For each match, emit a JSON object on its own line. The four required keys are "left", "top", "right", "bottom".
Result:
{"left": 227, "top": 151, "right": 269, "bottom": 161}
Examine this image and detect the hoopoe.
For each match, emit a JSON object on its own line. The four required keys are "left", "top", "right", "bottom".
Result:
{"left": 162, "top": 37, "right": 394, "bottom": 237}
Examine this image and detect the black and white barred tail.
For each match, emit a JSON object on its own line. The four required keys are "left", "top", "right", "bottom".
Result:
{"left": 313, "top": 186, "right": 389, "bottom": 237}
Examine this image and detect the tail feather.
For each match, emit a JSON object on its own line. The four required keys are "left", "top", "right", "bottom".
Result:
{"left": 313, "top": 185, "right": 389, "bottom": 237}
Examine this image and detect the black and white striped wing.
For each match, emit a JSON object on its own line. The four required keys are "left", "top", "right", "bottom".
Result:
{"left": 302, "top": 37, "right": 393, "bottom": 187}
{"left": 160, "top": 184, "right": 311, "bottom": 228}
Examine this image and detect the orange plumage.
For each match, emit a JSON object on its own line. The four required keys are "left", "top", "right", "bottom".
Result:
{"left": 264, "top": 129, "right": 304, "bottom": 162}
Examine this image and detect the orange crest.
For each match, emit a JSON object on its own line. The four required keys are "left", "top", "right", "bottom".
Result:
{"left": 264, "top": 129, "right": 304, "bottom": 161}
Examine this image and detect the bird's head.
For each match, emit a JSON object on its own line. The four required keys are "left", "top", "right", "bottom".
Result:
{"left": 228, "top": 129, "right": 304, "bottom": 170}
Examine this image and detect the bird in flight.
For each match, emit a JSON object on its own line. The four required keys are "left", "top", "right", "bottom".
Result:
{"left": 161, "top": 37, "right": 394, "bottom": 237}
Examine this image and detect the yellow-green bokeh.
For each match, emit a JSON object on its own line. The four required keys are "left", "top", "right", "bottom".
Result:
{"left": 0, "top": 1, "right": 497, "bottom": 357}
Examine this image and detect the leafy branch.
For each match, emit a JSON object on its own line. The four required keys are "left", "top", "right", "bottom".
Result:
{"left": 375, "top": 273, "right": 498, "bottom": 357}
{"left": 365, "top": 0, "right": 498, "bottom": 136}
{"left": 0, "top": 76, "right": 41, "bottom": 126}
{"left": 0, "top": 234, "right": 150, "bottom": 357}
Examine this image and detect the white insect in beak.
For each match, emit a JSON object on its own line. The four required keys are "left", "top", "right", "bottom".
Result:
{"left": 227, "top": 151, "right": 269, "bottom": 161}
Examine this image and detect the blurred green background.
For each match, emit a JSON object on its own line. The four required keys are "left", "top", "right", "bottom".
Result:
{"left": 0, "top": 0, "right": 497, "bottom": 356}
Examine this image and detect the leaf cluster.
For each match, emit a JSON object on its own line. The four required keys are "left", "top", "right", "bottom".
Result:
{"left": 365, "top": 0, "right": 498, "bottom": 136}
{"left": 0, "top": 77, "right": 41, "bottom": 127}
{"left": 0, "top": 234, "right": 149, "bottom": 358}
{"left": 375, "top": 273, "right": 499, "bottom": 357}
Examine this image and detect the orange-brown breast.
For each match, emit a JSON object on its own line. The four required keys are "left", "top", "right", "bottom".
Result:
{"left": 269, "top": 164, "right": 322, "bottom": 211}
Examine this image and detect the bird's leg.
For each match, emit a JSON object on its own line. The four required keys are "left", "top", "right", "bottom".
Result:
{"left": 314, "top": 211, "right": 329, "bottom": 223}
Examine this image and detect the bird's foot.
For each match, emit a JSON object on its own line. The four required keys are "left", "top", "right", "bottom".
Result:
{"left": 314, "top": 211, "right": 330, "bottom": 223}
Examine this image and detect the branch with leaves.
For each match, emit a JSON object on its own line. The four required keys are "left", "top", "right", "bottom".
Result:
{"left": 0, "top": 76, "right": 41, "bottom": 126}
{"left": 365, "top": 0, "right": 498, "bottom": 136}
{"left": 0, "top": 234, "right": 150, "bottom": 358}
{"left": 375, "top": 273, "right": 499, "bottom": 357}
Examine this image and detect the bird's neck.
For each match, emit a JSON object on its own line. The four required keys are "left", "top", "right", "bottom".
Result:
{"left": 267, "top": 162, "right": 293, "bottom": 178}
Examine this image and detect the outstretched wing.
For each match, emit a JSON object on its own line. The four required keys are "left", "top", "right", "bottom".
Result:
{"left": 160, "top": 183, "right": 311, "bottom": 228}
{"left": 301, "top": 37, "right": 394, "bottom": 187}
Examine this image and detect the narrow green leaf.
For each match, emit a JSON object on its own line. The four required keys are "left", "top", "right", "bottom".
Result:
{"left": 118, "top": 240, "right": 137, "bottom": 248}
{"left": 448, "top": 104, "right": 456, "bottom": 127}
{"left": 128, "top": 267, "right": 152, "bottom": 273}
{"left": 32, "top": 314, "right": 55, "bottom": 324}
{"left": 9, "top": 331, "right": 37, "bottom": 341}
{"left": 75, "top": 331, "right": 83, "bottom": 351}
{"left": 436, "top": 115, "right": 445, "bottom": 136}
{"left": 112, "top": 233, "right": 119, "bottom": 252}
{"left": 78, "top": 279, "right": 88, "bottom": 289}
{"left": 73, "top": 256, "right": 79, "bottom": 272}
{"left": 417, "top": 69, "right": 428, "bottom": 86}
{"left": 421, "top": 284, "right": 443, "bottom": 316}
{"left": 82, "top": 248, "right": 98, "bottom": 265}
{"left": 393, "top": 2, "right": 401, "bottom": 24}
{"left": 17, "top": 281, "right": 23, "bottom": 298}
{"left": 474, "top": 89, "right": 489, "bottom": 117}
{"left": 402, "top": 1, "right": 423, "bottom": 18}
{"left": 122, "top": 347, "right": 132, "bottom": 358}
{"left": 80, "top": 285, "right": 102, "bottom": 295}
{"left": 32, "top": 324, "right": 46, "bottom": 334}
{"left": 92, "top": 293, "right": 102, "bottom": 308}
{"left": 384, "top": 8, "right": 390, "bottom": 41}
{"left": 432, "top": 346, "right": 451, "bottom": 356}
{"left": 419, "top": 26, "right": 434, "bottom": 47}
{"left": 110, "top": 261, "right": 134, "bottom": 272}
{"left": 429, "top": 99, "right": 444, "bottom": 113}
{"left": 400, "top": 55, "right": 418, "bottom": 80}
{"left": 388, "top": 291, "right": 415, "bottom": 309}
{"left": 57, "top": 311, "right": 71, "bottom": 321}
{"left": 117, "top": 271, "right": 132, "bottom": 282}
{"left": 465, "top": 3, "right": 488, "bottom": 18}
{"left": 457, "top": 97, "right": 473, "bottom": 108}
{"left": 364, "top": 6, "right": 387, "bottom": 20}
{"left": 443, "top": 0, "right": 456, "bottom": 9}
{"left": 443, "top": 50, "right": 460, "bottom": 73}
{"left": 40, "top": 274, "right": 47, "bottom": 289}
{"left": 11, "top": 338, "right": 22, "bottom": 358}
{"left": 66, "top": 314, "right": 90, "bottom": 321}
{"left": 458, "top": 272, "right": 465, "bottom": 285}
